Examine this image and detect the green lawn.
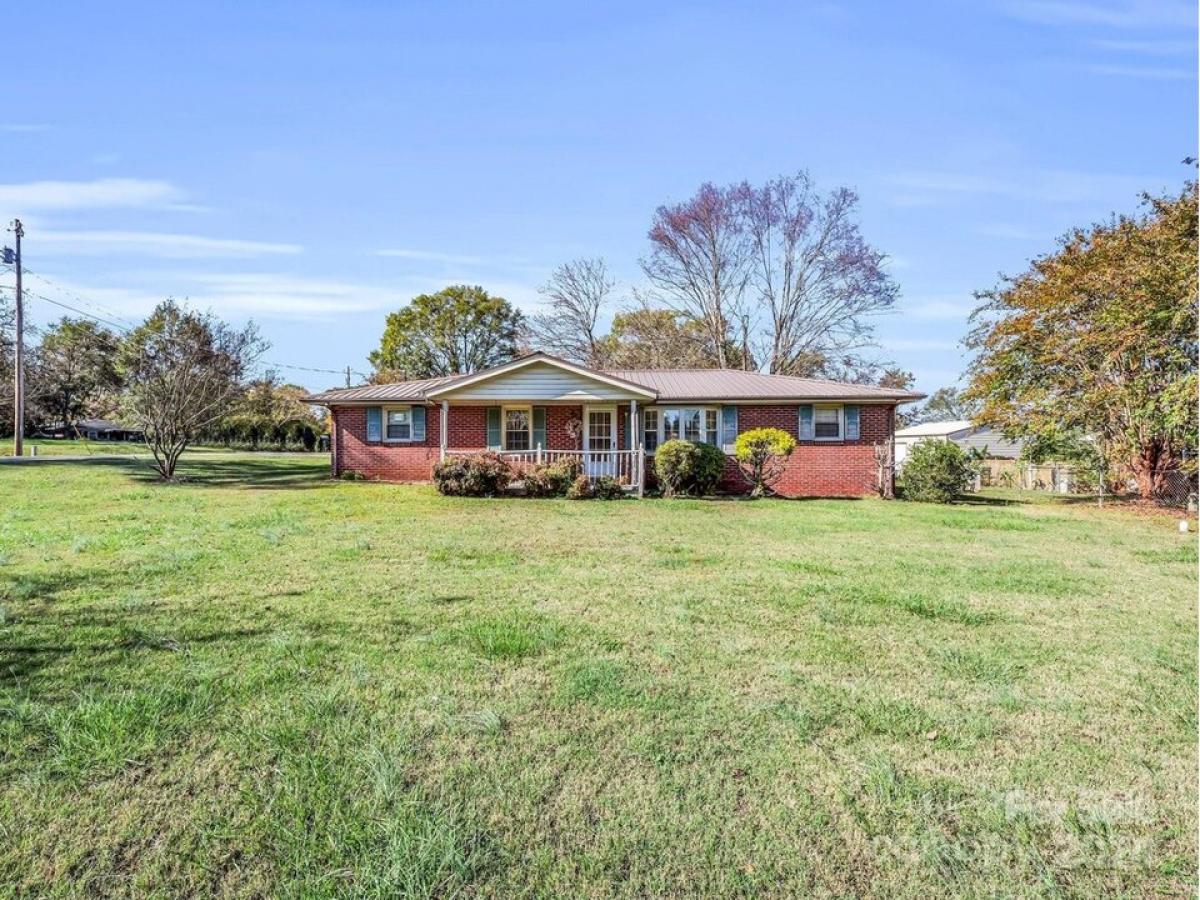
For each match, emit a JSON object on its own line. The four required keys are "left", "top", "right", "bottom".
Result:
{"left": 6, "top": 438, "right": 309, "bottom": 457}
{"left": 0, "top": 455, "right": 1195, "bottom": 898}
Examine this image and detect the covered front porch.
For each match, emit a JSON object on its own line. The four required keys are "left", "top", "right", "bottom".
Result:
{"left": 424, "top": 356, "right": 658, "bottom": 496}
{"left": 438, "top": 400, "right": 648, "bottom": 495}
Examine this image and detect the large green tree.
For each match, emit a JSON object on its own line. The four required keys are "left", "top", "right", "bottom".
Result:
{"left": 370, "top": 285, "right": 522, "bottom": 379}
{"left": 964, "top": 182, "right": 1198, "bottom": 497}
{"left": 33, "top": 317, "right": 122, "bottom": 432}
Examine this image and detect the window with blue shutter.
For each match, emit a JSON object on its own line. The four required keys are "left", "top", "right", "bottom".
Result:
{"left": 798, "top": 404, "right": 814, "bottom": 440}
{"left": 532, "top": 407, "right": 547, "bottom": 449}
{"left": 411, "top": 406, "right": 426, "bottom": 442}
{"left": 486, "top": 407, "right": 502, "bottom": 450}
{"left": 844, "top": 405, "right": 860, "bottom": 441}
{"left": 366, "top": 407, "right": 382, "bottom": 442}
{"left": 721, "top": 406, "right": 738, "bottom": 451}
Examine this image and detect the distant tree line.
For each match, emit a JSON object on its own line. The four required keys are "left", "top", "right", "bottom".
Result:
{"left": 1, "top": 298, "right": 326, "bottom": 478}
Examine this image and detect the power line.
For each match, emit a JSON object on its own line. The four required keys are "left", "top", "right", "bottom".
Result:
{"left": 21, "top": 268, "right": 138, "bottom": 329}
{"left": 0, "top": 285, "right": 131, "bottom": 332}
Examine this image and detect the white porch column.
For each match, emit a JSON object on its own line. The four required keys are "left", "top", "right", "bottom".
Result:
{"left": 440, "top": 400, "right": 449, "bottom": 460}
{"left": 630, "top": 399, "right": 638, "bottom": 491}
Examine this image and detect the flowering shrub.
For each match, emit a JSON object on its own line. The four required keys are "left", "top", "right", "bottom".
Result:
{"left": 432, "top": 452, "right": 512, "bottom": 497}
{"left": 733, "top": 427, "right": 797, "bottom": 497}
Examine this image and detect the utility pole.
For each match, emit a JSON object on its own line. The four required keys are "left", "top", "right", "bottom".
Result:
{"left": 345, "top": 366, "right": 352, "bottom": 388}
{"left": 5, "top": 220, "right": 22, "bottom": 457}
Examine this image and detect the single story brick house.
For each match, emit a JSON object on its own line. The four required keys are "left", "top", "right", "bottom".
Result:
{"left": 305, "top": 352, "right": 924, "bottom": 497}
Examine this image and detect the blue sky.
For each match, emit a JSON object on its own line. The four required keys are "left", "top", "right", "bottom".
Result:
{"left": 2, "top": 0, "right": 1195, "bottom": 393}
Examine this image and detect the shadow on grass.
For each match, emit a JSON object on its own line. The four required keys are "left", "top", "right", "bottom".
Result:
{"left": 3, "top": 454, "right": 332, "bottom": 490}
{"left": 129, "top": 458, "right": 332, "bottom": 490}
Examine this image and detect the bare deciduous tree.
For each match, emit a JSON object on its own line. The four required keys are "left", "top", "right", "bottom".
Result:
{"left": 641, "top": 182, "right": 753, "bottom": 369}
{"left": 743, "top": 172, "right": 898, "bottom": 375}
{"left": 118, "top": 300, "right": 265, "bottom": 480}
{"left": 523, "top": 258, "right": 614, "bottom": 365}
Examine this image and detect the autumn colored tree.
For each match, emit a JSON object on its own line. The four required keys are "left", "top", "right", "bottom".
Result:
{"left": 743, "top": 172, "right": 898, "bottom": 375}
{"left": 642, "top": 182, "right": 753, "bottom": 369}
{"left": 370, "top": 285, "right": 522, "bottom": 379}
{"left": 964, "top": 182, "right": 1198, "bottom": 498}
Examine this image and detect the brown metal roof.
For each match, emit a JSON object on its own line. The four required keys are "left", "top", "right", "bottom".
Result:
{"left": 305, "top": 356, "right": 924, "bottom": 405}
{"left": 603, "top": 369, "right": 924, "bottom": 402}
{"left": 304, "top": 375, "right": 461, "bottom": 404}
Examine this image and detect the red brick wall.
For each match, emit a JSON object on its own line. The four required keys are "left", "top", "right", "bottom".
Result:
{"left": 716, "top": 404, "right": 892, "bottom": 497}
{"left": 332, "top": 404, "right": 444, "bottom": 482}
{"left": 332, "top": 401, "right": 895, "bottom": 497}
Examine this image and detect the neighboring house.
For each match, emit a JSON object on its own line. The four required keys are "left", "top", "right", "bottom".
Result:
{"left": 306, "top": 352, "right": 924, "bottom": 498}
{"left": 893, "top": 420, "right": 1023, "bottom": 468}
{"left": 41, "top": 418, "right": 144, "bottom": 442}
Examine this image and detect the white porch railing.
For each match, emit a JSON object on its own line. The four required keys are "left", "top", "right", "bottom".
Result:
{"left": 445, "top": 446, "right": 645, "bottom": 493}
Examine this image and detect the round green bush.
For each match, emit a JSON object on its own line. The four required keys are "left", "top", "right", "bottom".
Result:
{"left": 432, "top": 452, "right": 512, "bottom": 497}
{"left": 900, "top": 439, "right": 973, "bottom": 503}
{"left": 654, "top": 439, "right": 726, "bottom": 497}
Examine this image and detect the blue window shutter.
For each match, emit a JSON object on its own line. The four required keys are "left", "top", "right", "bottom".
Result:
{"left": 798, "top": 404, "right": 814, "bottom": 441}
{"left": 366, "top": 407, "right": 382, "bottom": 442}
{"left": 844, "top": 405, "right": 860, "bottom": 441}
{"left": 486, "top": 407, "right": 502, "bottom": 450}
{"left": 411, "top": 406, "right": 426, "bottom": 442}
{"left": 721, "top": 405, "right": 738, "bottom": 451}
{"left": 532, "top": 407, "right": 547, "bottom": 448}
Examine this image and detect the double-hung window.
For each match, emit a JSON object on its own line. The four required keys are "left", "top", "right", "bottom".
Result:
{"left": 385, "top": 407, "right": 412, "bottom": 441}
{"left": 814, "top": 406, "right": 842, "bottom": 441}
{"left": 504, "top": 406, "right": 531, "bottom": 451}
{"left": 642, "top": 409, "right": 659, "bottom": 452}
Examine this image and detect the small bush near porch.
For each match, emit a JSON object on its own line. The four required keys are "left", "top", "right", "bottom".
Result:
{"left": 0, "top": 454, "right": 1195, "bottom": 896}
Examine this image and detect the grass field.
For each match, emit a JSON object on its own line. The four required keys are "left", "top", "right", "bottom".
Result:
{"left": 0, "top": 454, "right": 1195, "bottom": 897}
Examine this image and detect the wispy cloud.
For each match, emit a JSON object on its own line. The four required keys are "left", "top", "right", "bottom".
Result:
{"left": 1086, "top": 62, "right": 1194, "bottom": 78}
{"left": 375, "top": 248, "right": 490, "bottom": 265}
{"left": 1000, "top": 0, "right": 1194, "bottom": 28}
{"left": 888, "top": 168, "right": 1157, "bottom": 206}
{"left": 36, "top": 230, "right": 301, "bottom": 258}
{"left": 0, "top": 178, "right": 185, "bottom": 212}
{"left": 1090, "top": 36, "right": 1197, "bottom": 53}
{"left": 0, "top": 124, "right": 48, "bottom": 133}
{"left": 187, "top": 273, "right": 392, "bottom": 317}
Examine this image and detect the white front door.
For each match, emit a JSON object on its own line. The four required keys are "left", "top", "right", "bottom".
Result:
{"left": 584, "top": 407, "right": 616, "bottom": 477}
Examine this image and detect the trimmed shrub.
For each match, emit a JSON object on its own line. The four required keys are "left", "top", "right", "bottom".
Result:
{"left": 654, "top": 439, "right": 726, "bottom": 497}
{"left": 566, "top": 474, "right": 593, "bottom": 500}
{"left": 733, "top": 427, "right": 797, "bottom": 497}
{"left": 592, "top": 475, "right": 625, "bottom": 500}
{"left": 433, "top": 452, "right": 512, "bottom": 497}
{"left": 900, "top": 440, "right": 973, "bottom": 503}
{"left": 523, "top": 457, "right": 583, "bottom": 498}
